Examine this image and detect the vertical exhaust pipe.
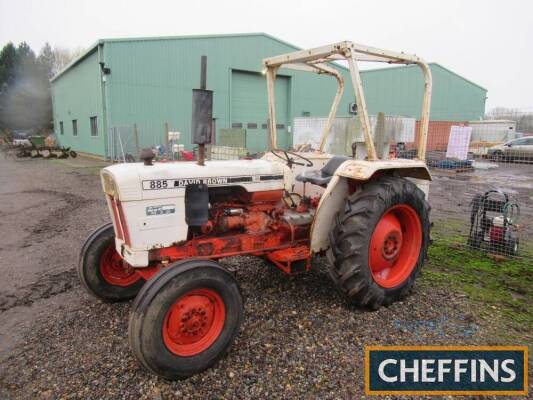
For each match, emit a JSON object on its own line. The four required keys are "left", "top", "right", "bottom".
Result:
{"left": 192, "top": 55, "right": 213, "bottom": 166}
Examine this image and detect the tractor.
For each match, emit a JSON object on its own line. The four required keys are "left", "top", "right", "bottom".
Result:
{"left": 78, "top": 41, "right": 433, "bottom": 380}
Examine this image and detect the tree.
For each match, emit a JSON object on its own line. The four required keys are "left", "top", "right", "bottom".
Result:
{"left": 37, "top": 42, "right": 55, "bottom": 80}
{"left": 0, "top": 42, "right": 17, "bottom": 87}
{"left": 485, "top": 107, "right": 533, "bottom": 134}
{"left": 0, "top": 43, "right": 19, "bottom": 129}
{"left": 0, "top": 41, "right": 86, "bottom": 130}
{"left": 16, "top": 42, "right": 37, "bottom": 76}
{"left": 51, "top": 46, "right": 84, "bottom": 76}
{"left": 0, "top": 42, "right": 53, "bottom": 130}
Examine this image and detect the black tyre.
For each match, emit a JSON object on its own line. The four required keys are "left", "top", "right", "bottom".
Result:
{"left": 467, "top": 231, "right": 484, "bottom": 250}
{"left": 78, "top": 223, "right": 144, "bottom": 302}
{"left": 505, "top": 237, "right": 519, "bottom": 256}
{"left": 69, "top": 150, "right": 77, "bottom": 158}
{"left": 328, "top": 176, "right": 430, "bottom": 309}
{"left": 129, "top": 259, "right": 244, "bottom": 380}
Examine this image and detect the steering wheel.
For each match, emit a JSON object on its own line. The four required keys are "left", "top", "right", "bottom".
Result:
{"left": 270, "top": 149, "right": 313, "bottom": 168}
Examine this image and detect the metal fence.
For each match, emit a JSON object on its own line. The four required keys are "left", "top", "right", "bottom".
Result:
{"left": 106, "top": 123, "right": 252, "bottom": 162}
{"left": 409, "top": 109, "right": 532, "bottom": 261}
{"left": 206, "top": 145, "right": 248, "bottom": 160}
{"left": 292, "top": 108, "right": 533, "bottom": 261}
{"left": 106, "top": 122, "right": 187, "bottom": 162}
{"left": 106, "top": 125, "right": 139, "bottom": 162}
{"left": 293, "top": 115, "right": 416, "bottom": 159}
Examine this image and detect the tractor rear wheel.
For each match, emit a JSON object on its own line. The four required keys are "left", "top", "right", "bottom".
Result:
{"left": 78, "top": 223, "right": 144, "bottom": 302}
{"left": 128, "top": 259, "right": 244, "bottom": 380}
{"left": 328, "top": 176, "right": 430, "bottom": 309}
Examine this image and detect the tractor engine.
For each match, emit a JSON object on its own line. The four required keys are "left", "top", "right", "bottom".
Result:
{"left": 201, "top": 188, "right": 282, "bottom": 235}
{"left": 182, "top": 186, "right": 314, "bottom": 274}
{"left": 100, "top": 159, "right": 314, "bottom": 273}
{"left": 208, "top": 191, "right": 317, "bottom": 238}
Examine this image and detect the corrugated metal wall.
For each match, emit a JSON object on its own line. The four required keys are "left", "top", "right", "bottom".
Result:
{"left": 51, "top": 34, "right": 488, "bottom": 156}
{"left": 231, "top": 70, "right": 289, "bottom": 152}
{"left": 361, "top": 63, "right": 487, "bottom": 121}
{"left": 102, "top": 34, "right": 353, "bottom": 153}
{"left": 51, "top": 49, "right": 105, "bottom": 155}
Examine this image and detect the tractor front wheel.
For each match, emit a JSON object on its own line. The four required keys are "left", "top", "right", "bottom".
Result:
{"left": 128, "top": 259, "right": 244, "bottom": 380}
{"left": 328, "top": 176, "right": 430, "bottom": 309}
{"left": 78, "top": 223, "right": 144, "bottom": 302}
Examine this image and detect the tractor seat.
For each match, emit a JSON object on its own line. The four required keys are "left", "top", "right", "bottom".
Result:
{"left": 295, "top": 156, "right": 350, "bottom": 186}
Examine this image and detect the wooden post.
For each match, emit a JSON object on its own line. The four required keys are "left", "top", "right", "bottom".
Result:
{"left": 375, "top": 112, "right": 386, "bottom": 159}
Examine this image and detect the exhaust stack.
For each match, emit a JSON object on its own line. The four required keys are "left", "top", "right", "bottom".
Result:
{"left": 191, "top": 55, "right": 213, "bottom": 166}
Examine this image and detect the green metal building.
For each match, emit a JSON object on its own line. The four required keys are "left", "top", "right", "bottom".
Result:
{"left": 51, "top": 33, "right": 487, "bottom": 157}
{"left": 361, "top": 63, "right": 487, "bottom": 121}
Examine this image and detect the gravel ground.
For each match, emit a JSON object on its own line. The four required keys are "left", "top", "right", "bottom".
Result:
{"left": 0, "top": 156, "right": 528, "bottom": 399}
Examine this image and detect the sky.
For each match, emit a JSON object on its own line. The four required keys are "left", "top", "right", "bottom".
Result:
{"left": 1, "top": 0, "right": 532, "bottom": 110}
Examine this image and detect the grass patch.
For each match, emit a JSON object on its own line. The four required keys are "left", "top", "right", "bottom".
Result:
{"left": 420, "top": 221, "right": 532, "bottom": 335}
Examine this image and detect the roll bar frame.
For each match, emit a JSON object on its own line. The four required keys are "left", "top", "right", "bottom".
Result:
{"left": 263, "top": 41, "right": 432, "bottom": 161}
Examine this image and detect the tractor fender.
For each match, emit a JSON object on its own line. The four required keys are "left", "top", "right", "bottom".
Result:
{"left": 310, "top": 159, "right": 431, "bottom": 254}
{"left": 335, "top": 158, "right": 431, "bottom": 182}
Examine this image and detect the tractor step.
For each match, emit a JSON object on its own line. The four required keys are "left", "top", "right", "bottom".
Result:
{"left": 266, "top": 246, "right": 310, "bottom": 275}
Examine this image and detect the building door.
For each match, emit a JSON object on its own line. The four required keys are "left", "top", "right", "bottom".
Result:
{"left": 231, "top": 70, "right": 289, "bottom": 154}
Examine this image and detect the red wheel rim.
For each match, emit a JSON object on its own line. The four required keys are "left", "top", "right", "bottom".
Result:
{"left": 162, "top": 288, "right": 226, "bottom": 356}
{"left": 99, "top": 244, "right": 141, "bottom": 287}
{"left": 369, "top": 204, "right": 422, "bottom": 288}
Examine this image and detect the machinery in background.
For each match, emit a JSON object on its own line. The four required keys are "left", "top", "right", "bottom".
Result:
{"left": 468, "top": 190, "right": 520, "bottom": 256}
{"left": 1, "top": 131, "right": 77, "bottom": 159}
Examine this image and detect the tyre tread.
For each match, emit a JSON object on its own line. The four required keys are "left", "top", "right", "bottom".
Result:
{"left": 328, "top": 176, "right": 430, "bottom": 309}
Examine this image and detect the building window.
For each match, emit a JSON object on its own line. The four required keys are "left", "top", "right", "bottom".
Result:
{"left": 90, "top": 116, "right": 98, "bottom": 136}
{"left": 247, "top": 123, "right": 257, "bottom": 129}
{"left": 261, "top": 123, "right": 268, "bottom": 129}
{"left": 59, "top": 121, "right": 64, "bottom": 135}
{"left": 232, "top": 122, "right": 243, "bottom": 129}
{"left": 276, "top": 124, "right": 285, "bottom": 130}
{"left": 72, "top": 120, "right": 78, "bottom": 136}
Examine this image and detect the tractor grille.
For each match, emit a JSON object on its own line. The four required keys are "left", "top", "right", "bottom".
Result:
{"left": 108, "top": 195, "right": 131, "bottom": 246}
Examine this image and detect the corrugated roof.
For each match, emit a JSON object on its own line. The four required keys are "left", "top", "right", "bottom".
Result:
{"left": 468, "top": 120, "right": 515, "bottom": 124}
{"left": 50, "top": 33, "right": 299, "bottom": 82}
{"left": 100, "top": 32, "right": 299, "bottom": 49}
{"left": 51, "top": 34, "right": 486, "bottom": 93}
{"left": 50, "top": 41, "right": 102, "bottom": 82}
{"left": 360, "top": 62, "right": 487, "bottom": 91}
